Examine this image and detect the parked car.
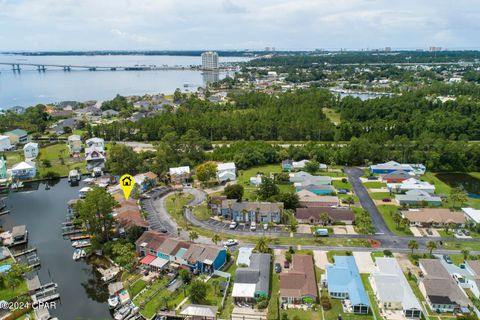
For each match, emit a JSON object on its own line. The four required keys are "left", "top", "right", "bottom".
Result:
{"left": 229, "top": 221, "right": 238, "bottom": 230}
{"left": 284, "top": 260, "right": 290, "bottom": 268}
{"left": 382, "top": 198, "right": 391, "bottom": 202}
{"left": 274, "top": 263, "right": 282, "bottom": 273}
{"left": 223, "top": 239, "right": 238, "bottom": 247}
{"left": 426, "top": 229, "right": 433, "bottom": 235}
{"left": 443, "top": 254, "right": 452, "bottom": 264}
{"left": 337, "top": 188, "right": 350, "bottom": 194}
{"left": 463, "top": 229, "right": 470, "bottom": 236}
{"left": 167, "top": 278, "right": 177, "bottom": 287}
{"left": 250, "top": 222, "right": 257, "bottom": 231}
{"left": 263, "top": 224, "right": 268, "bottom": 230}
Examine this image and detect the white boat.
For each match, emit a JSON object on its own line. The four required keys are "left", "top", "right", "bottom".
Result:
{"left": 114, "top": 305, "right": 131, "bottom": 320}
{"left": 108, "top": 295, "right": 119, "bottom": 309}
{"left": 79, "top": 249, "right": 86, "bottom": 258}
{"left": 73, "top": 240, "right": 91, "bottom": 248}
{"left": 73, "top": 249, "right": 82, "bottom": 260}
{"left": 71, "top": 240, "right": 79, "bottom": 247}
{"left": 68, "top": 170, "right": 81, "bottom": 182}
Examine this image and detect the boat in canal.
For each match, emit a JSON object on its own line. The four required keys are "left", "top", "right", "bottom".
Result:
{"left": 108, "top": 294, "right": 120, "bottom": 309}
{"left": 72, "top": 248, "right": 86, "bottom": 260}
{"left": 68, "top": 169, "right": 81, "bottom": 183}
{"left": 113, "top": 304, "right": 132, "bottom": 320}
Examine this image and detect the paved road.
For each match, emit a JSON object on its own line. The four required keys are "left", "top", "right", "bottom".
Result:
{"left": 345, "top": 167, "right": 391, "bottom": 235}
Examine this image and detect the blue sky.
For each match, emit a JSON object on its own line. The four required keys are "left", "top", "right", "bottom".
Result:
{"left": 0, "top": 0, "right": 479, "bottom": 51}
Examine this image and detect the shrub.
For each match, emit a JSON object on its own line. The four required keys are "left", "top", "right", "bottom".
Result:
{"left": 383, "top": 250, "right": 393, "bottom": 257}
{"left": 320, "top": 296, "right": 332, "bottom": 310}
{"left": 42, "top": 171, "right": 60, "bottom": 179}
{"left": 256, "top": 300, "right": 268, "bottom": 309}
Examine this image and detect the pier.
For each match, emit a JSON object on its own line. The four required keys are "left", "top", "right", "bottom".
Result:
{"left": 31, "top": 282, "right": 60, "bottom": 306}
{"left": 12, "top": 247, "right": 37, "bottom": 258}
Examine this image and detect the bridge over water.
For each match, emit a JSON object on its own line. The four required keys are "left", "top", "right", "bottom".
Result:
{"left": 0, "top": 62, "right": 204, "bottom": 72}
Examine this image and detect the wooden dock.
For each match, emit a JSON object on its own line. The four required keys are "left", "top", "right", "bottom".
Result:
{"left": 70, "top": 235, "right": 91, "bottom": 241}
{"left": 31, "top": 282, "right": 60, "bottom": 306}
{"left": 13, "top": 247, "right": 37, "bottom": 258}
{"left": 62, "top": 229, "right": 85, "bottom": 236}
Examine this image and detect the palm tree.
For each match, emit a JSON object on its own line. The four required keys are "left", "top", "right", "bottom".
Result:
{"left": 392, "top": 212, "right": 401, "bottom": 229}
{"left": 241, "top": 208, "right": 249, "bottom": 224}
{"left": 212, "top": 234, "right": 221, "bottom": 245}
{"left": 461, "top": 249, "right": 470, "bottom": 261}
{"left": 189, "top": 231, "right": 199, "bottom": 243}
{"left": 426, "top": 241, "right": 437, "bottom": 256}
{"left": 255, "top": 237, "right": 269, "bottom": 253}
{"left": 408, "top": 240, "right": 418, "bottom": 255}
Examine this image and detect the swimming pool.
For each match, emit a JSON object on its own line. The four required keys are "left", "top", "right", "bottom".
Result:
{"left": 0, "top": 264, "right": 11, "bottom": 273}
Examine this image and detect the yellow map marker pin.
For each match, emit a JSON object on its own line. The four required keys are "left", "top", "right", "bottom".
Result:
{"left": 120, "top": 174, "right": 134, "bottom": 200}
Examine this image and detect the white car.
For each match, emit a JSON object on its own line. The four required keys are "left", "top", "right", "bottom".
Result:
{"left": 223, "top": 239, "right": 238, "bottom": 247}
{"left": 250, "top": 222, "right": 257, "bottom": 231}
{"left": 229, "top": 221, "right": 238, "bottom": 230}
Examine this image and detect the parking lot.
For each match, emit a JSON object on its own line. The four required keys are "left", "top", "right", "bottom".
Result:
{"left": 201, "top": 218, "right": 290, "bottom": 236}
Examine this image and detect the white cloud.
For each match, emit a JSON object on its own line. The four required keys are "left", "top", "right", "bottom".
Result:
{"left": 0, "top": 0, "right": 479, "bottom": 50}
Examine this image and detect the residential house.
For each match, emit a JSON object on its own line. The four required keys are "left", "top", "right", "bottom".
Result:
{"left": 102, "top": 109, "right": 119, "bottom": 118}
{"left": 232, "top": 253, "right": 271, "bottom": 303}
{"left": 237, "top": 247, "right": 254, "bottom": 267}
{"left": 51, "top": 118, "right": 78, "bottom": 135}
{"left": 381, "top": 170, "right": 417, "bottom": 183}
{"left": 85, "top": 147, "right": 106, "bottom": 171}
{"left": 370, "top": 161, "right": 426, "bottom": 175}
{"left": 169, "top": 166, "right": 191, "bottom": 184}
{"left": 289, "top": 171, "right": 332, "bottom": 185}
{"left": 395, "top": 190, "right": 442, "bottom": 206}
{"left": 217, "top": 162, "right": 236, "bottom": 183}
{"left": 292, "top": 159, "right": 309, "bottom": 170}
{"left": 295, "top": 182, "right": 335, "bottom": 195}
{"left": 325, "top": 256, "right": 370, "bottom": 314}
{"left": 462, "top": 208, "right": 480, "bottom": 224}
{"left": 5, "top": 129, "right": 28, "bottom": 145}
{"left": 9, "top": 106, "right": 25, "bottom": 115}
{"left": 296, "top": 207, "right": 355, "bottom": 225}
{"left": 180, "top": 305, "right": 218, "bottom": 320}
{"left": 182, "top": 243, "right": 227, "bottom": 274}
{"left": 282, "top": 159, "right": 293, "bottom": 172}
{"left": 85, "top": 137, "right": 105, "bottom": 150}
{"left": 401, "top": 208, "right": 465, "bottom": 227}
{"left": 133, "top": 172, "right": 158, "bottom": 192}
{"left": 464, "top": 260, "right": 480, "bottom": 299}
{"left": 297, "top": 189, "right": 339, "bottom": 207}
{"left": 0, "top": 136, "right": 12, "bottom": 152}
{"left": 208, "top": 195, "right": 227, "bottom": 215}
{"left": 418, "top": 259, "right": 470, "bottom": 312}
{"left": 135, "top": 231, "right": 167, "bottom": 256}
{"left": 67, "top": 135, "right": 82, "bottom": 156}
{"left": 23, "top": 142, "right": 39, "bottom": 160}
{"left": 280, "top": 255, "right": 318, "bottom": 305}
{"left": 219, "top": 199, "right": 283, "bottom": 223}
{"left": 370, "top": 258, "right": 422, "bottom": 319}
{"left": 10, "top": 161, "right": 36, "bottom": 180}
{"left": 387, "top": 178, "right": 435, "bottom": 194}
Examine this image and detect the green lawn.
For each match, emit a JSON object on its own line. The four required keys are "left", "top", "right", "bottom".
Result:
{"left": 0, "top": 278, "right": 28, "bottom": 301}
{"left": 192, "top": 203, "right": 212, "bottom": 221}
{"left": 236, "top": 164, "right": 289, "bottom": 200}
{"left": 370, "top": 251, "right": 385, "bottom": 261}
{"left": 369, "top": 192, "right": 392, "bottom": 200}
{"left": 326, "top": 250, "right": 353, "bottom": 263}
{"left": 377, "top": 205, "right": 413, "bottom": 236}
{"left": 219, "top": 254, "right": 238, "bottom": 318}
{"left": 128, "top": 279, "right": 147, "bottom": 298}
{"left": 1, "top": 150, "right": 23, "bottom": 167}
{"left": 361, "top": 274, "right": 382, "bottom": 319}
{"left": 321, "top": 288, "right": 373, "bottom": 320}
{"left": 38, "top": 143, "right": 86, "bottom": 177}
{"left": 333, "top": 179, "right": 352, "bottom": 190}
{"left": 267, "top": 267, "right": 280, "bottom": 320}
{"left": 322, "top": 107, "right": 341, "bottom": 124}
{"left": 165, "top": 193, "right": 195, "bottom": 229}
{"left": 363, "top": 181, "right": 386, "bottom": 189}
{"left": 284, "top": 308, "right": 321, "bottom": 320}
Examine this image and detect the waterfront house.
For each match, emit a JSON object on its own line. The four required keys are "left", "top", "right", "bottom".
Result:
{"left": 387, "top": 178, "right": 435, "bottom": 194}
{"left": 216, "top": 162, "right": 236, "bottom": 183}
{"left": 23, "top": 142, "right": 39, "bottom": 160}
{"left": 280, "top": 254, "right": 318, "bottom": 306}
{"left": 297, "top": 189, "right": 339, "bottom": 207}
{"left": 462, "top": 208, "right": 480, "bottom": 224}
{"left": 325, "top": 256, "right": 370, "bottom": 314}
{"left": 85, "top": 147, "right": 105, "bottom": 171}
{"left": 220, "top": 199, "right": 283, "bottom": 223}
{"left": 370, "top": 161, "right": 426, "bottom": 175}
{"left": 10, "top": 161, "right": 36, "bottom": 180}
{"left": 282, "top": 159, "right": 293, "bottom": 171}
{"left": 67, "top": 135, "right": 82, "bottom": 156}
{"left": 85, "top": 137, "right": 105, "bottom": 150}
{"left": 232, "top": 253, "right": 271, "bottom": 303}
{"left": 381, "top": 170, "right": 417, "bottom": 183}
{"left": 464, "top": 260, "right": 480, "bottom": 299}
{"left": 370, "top": 258, "right": 422, "bottom": 319}
{"left": 5, "top": 129, "right": 28, "bottom": 145}
{"left": 0, "top": 135, "right": 12, "bottom": 152}
{"left": 418, "top": 259, "right": 470, "bottom": 312}
{"left": 395, "top": 190, "right": 442, "bottom": 206}
{"left": 402, "top": 208, "right": 465, "bottom": 227}
{"left": 296, "top": 207, "right": 355, "bottom": 225}
{"left": 180, "top": 305, "right": 218, "bottom": 320}
{"left": 135, "top": 231, "right": 167, "bottom": 257}
{"left": 169, "top": 166, "right": 191, "bottom": 184}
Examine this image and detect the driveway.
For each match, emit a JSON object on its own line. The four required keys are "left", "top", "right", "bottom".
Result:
{"left": 345, "top": 167, "right": 391, "bottom": 235}
{"left": 353, "top": 252, "right": 377, "bottom": 273}
{"left": 313, "top": 250, "right": 329, "bottom": 270}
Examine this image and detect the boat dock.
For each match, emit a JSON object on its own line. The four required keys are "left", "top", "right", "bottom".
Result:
{"left": 70, "top": 235, "right": 91, "bottom": 241}
{"left": 0, "top": 210, "right": 9, "bottom": 216}
{"left": 31, "top": 282, "right": 60, "bottom": 306}
{"left": 12, "top": 247, "right": 37, "bottom": 258}
{"left": 62, "top": 228, "right": 85, "bottom": 236}
{"left": 1, "top": 225, "right": 28, "bottom": 247}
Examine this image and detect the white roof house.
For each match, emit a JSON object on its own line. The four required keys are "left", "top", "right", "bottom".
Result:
{"left": 387, "top": 178, "right": 435, "bottom": 195}
{"left": 169, "top": 166, "right": 190, "bottom": 176}
{"left": 0, "top": 135, "right": 12, "bottom": 152}
{"left": 249, "top": 174, "right": 262, "bottom": 186}
{"left": 217, "top": 162, "right": 236, "bottom": 183}
{"left": 85, "top": 137, "right": 105, "bottom": 150}
{"left": 292, "top": 159, "right": 309, "bottom": 169}
{"left": 462, "top": 208, "right": 480, "bottom": 224}
{"left": 23, "top": 142, "right": 39, "bottom": 160}
{"left": 370, "top": 258, "right": 423, "bottom": 319}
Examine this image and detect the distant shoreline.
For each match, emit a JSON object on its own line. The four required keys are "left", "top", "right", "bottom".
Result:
{"left": 0, "top": 50, "right": 260, "bottom": 57}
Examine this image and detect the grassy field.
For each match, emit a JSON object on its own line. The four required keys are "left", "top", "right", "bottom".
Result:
{"left": 219, "top": 254, "right": 238, "bottom": 318}
{"left": 369, "top": 192, "right": 392, "bottom": 200}
{"left": 267, "top": 267, "right": 280, "bottom": 320}
{"left": 363, "top": 181, "right": 387, "bottom": 188}
{"left": 192, "top": 203, "right": 212, "bottom": 221}
{"left": 0, "top": 277, "right": 28, "bottom": 301}
{"left": 128, "top": 279, "right": 147, "bottom": 298}
{"left": 1, "top": 150, "right": 23, "bottom": 166}
{"left": 332, "top": 179, "right": 352, "bottom": 190}
{"left": 165, "top": 193, "right": 195, "bottom": 229}
{"left": 37, "top": 143, "right": 86, "bottom": 177}
{"left": 322, "top": 107, "right": 341, "bottom": 124}
{"left": 326, "top": 250, "right": 353, "bottom": 263}
{"left": 377, "top": 205, "right": 413, "bottom": 236}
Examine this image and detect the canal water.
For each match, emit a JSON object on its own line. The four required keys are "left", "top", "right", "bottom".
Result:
{"left": 0, "top": 179, "right": 111, "bottom": 319}
{"left": 436, "top": 172, "right": 480, "bottom": 198}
